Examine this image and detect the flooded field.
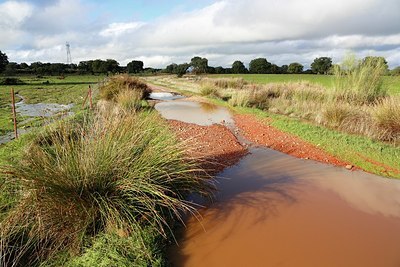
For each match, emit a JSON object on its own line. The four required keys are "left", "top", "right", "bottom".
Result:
{"left": 155, "top": 97, "right": 400, "bottom": 267}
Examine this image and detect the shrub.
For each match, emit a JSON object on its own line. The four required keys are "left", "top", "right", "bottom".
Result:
{"left": 99, "top": 75, "right": 151, "bottom": 101}
{"left": 0, "top": 77, "right": 25, "bottom": 85}
{"left": 247, "top": 89, "right": 270, "bottom": 110}
{"left": 0, "top": 112, "right": 212, "bottom": 266}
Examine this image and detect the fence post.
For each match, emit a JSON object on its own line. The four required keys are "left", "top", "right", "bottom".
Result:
{"left": 11, "top": 88, "right": 18, "bottom": 139}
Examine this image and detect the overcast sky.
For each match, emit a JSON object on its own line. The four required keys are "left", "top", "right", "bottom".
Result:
{"left": 0, "top": 0, "right": 399, "bottom": 68}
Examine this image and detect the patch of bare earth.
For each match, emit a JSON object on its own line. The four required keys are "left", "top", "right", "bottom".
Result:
{"left": 167, "top": 120, "right": 247, "bottom": 174}
{"left": 233, "top": 114, "right": 352, "bottom": 168}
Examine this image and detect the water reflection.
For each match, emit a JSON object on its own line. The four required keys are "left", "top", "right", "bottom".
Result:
{"left": 171, "top": 148, "right": 400, "bottom": 267}
{"left": 155, "top": 101, "right": 233, "bottom": 126}
{"left": 149, "top": 92, "right": 185, "bottom": 101}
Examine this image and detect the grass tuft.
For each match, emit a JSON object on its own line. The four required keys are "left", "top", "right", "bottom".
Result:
{"left": 0, "top": 111, "right": 212, "bottom": 266}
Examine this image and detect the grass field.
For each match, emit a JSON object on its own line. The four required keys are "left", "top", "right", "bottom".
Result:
{"left": 210, "top": 74, "right": 400, "bottom": 95}
{"left": 0, "top": 75, "right": 105, "bottom": 134}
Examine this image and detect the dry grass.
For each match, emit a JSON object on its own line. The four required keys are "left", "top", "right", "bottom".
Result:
{"left": 372, "top": 96, "right": 400, "bottom": 142}
{"left": 99, "top": 75, "right": 151, "bottom": 101}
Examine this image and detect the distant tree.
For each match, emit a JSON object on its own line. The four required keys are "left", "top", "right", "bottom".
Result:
{"left": 190, "top": 56, "right": 208, "bottom": 74}
{"left": 165, "top": 63, "right": 178, "bottom": 74}
{"left": 176, "top": 63, "right": 190, "bottom": 77}
{"left": 106, "top": 59, "right": 119, "bottom": 73}
{"left": 0, "top": 50, "right": 9, "bottom": 73}
{"left": 207, "top": 66, "right": 216, "bottom": 74}
{"left": 232, "top": 61, "right": 247, "bottom": 74}
{"left": 215, "top": 66, "right": 226, "bottom": 74}
{"left": 287, "top": 62, "right": 304, "bottom": 74}
{"left": 362, "top": 56, "right": 389, "bottom": 74}
{"left": 311, "top": 57, "right": 332, "bottom": 74}
{"left": 279, "top": 65, "right": 288, "bottom": 74}
{"left": 127, "top": 60, "right": 144, "bottom": 74}
{"left": 249, "top": 58, "right": 272, "bottom": 74}
{"left": 270, "top": 64, "right": 279, "bottom": 74}
{"left": 4, "top": 62, "right": 17, "bottom": 76}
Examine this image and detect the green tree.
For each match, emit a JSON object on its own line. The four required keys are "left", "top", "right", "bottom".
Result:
{"left": 287, "top": 62, "right": 304, "bottom": 74}
{"left": 279, "top": 65, "right": 288, "bottom": 74}
{"left": 311, "top": 57, "right": 332, "bottom": 74}
{"left": 249, "top": 58, "right": 272, "bottom": 74}
{"left": 215, "top": 66, "right": 225, "bottom": 74}
{"left": 175, "top": 63, "right": 190, "bottom": 77}
{"left": 127, "top": 60, "right": 144, "bottom": 73}
{"left": 190, "top": 56, "right": 208, "bottom": 74}
{"left": 231, "top": 60, "right": 247, "bottom": 74}
{"left": 0, "top": 50, "right": 9, "bottom": 73}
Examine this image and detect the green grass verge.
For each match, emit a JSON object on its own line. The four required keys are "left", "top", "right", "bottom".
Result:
{"left": 209, "top": 74, "right": 400, "bottom": 95}
{"left": 205, "top": 97, "right": 400, "bottom": 178}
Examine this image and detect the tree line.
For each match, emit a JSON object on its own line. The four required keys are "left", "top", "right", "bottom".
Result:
{"left": 165, "top": 56, "right": 395, "bottom": 76}
{"left": 1, "top": 50, "right": 398, "bottom": 76}
{"left": 0, "top": 51, "right": 159, "bottom": 76}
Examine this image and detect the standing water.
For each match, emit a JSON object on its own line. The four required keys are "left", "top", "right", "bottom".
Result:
{"left": 155, "top": 100, "right": 400, "bottom": 267}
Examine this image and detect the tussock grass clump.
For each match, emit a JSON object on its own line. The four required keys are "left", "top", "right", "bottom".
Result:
{"left": 332, "top": 54, "right": 387, "bottom": 104}
{"left": 116, "top": 89, "right": 144, "bottom": 112}
{"left": 0, "top": 112, "right": 212, "bottom": 266}
{"left": 212, "top": 78, "right": 247, "bottom": 89}
{"left": 372, "top": 96, "right": 400, "bottom": 141}
{"left": 99, "top": 75, "right": 151, "bottom": 101}
{"left": 320, "top": 103, "right": 354, "bottom": 128}
{"left": 199, "top": 84, "right": 220, "bottom": 98}
{"left": 228, "top": 90, "right": 250, "bottom": 107}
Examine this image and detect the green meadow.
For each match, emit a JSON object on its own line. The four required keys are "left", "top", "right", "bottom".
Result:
{"left": 210, "top": 74, "right": 400, "bottom": 95}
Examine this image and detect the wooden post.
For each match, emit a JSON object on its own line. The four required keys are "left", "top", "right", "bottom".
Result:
{"left": 89, "top": 85, "right": 93, "bottom": 110}
{"left": 11, "top": 88, "right": 18, "bottom": 139}
{"left": 82, "top": 88, "right": 89, "bottom": 108}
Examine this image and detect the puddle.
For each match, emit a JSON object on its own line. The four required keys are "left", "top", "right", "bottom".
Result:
{"left": 0, "top": 95, "right": 74, "bottom": 145}
{"left": 170, "top": 148, "right": 400, "bottom": 267}
{"left": 149, "top": 92, "right": 185, "bottom": 101}
{"left": 0, "top": 128, "right": 29, "bottom": 145}
{"left": 16, "top": 101, "right": 74, "bottom": 117}
{"left": 155, "top": 101, "right": 233, "bottom": 126}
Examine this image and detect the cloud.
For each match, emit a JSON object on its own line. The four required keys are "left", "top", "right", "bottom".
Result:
{"left": 2, "top": 0, "right": 400, "bottom": 68}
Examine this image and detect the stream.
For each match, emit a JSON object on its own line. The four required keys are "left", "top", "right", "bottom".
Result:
{"left": 155, "top": 94, "right": 400, "bottom": 267}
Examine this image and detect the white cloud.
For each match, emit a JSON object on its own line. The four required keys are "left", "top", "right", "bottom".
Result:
{"left": 1, "top": 0, "right": 400, "bottom": 68}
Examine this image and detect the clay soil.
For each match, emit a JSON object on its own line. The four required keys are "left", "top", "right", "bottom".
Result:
{"left": 167, "top": 120, "right": 247, "bottom": 174}
{"left": 233, "top": 114, "right": 351, "bottom": 167}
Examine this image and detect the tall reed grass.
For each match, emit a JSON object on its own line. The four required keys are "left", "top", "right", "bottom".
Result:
{"left": 332, "top": 54, "right": 387, "bottom": 104}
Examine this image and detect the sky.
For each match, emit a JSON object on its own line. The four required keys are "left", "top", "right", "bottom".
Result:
{"left": 0, "top": 0, "right": 399, "bottom": 68}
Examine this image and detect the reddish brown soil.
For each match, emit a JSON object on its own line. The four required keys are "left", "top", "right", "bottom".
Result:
{"left": 167, "top": 120, "right": 247, "bottom": 174}
{"left": 356, "top": 153, "right": 400, "bottom": 175}
{"left": 233, "top": 114, "right": 352, "bottom": 168}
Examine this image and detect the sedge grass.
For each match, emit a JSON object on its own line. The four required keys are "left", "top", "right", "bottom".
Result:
{"left": 0, "top": 110, "right": 213, "bottom": 266}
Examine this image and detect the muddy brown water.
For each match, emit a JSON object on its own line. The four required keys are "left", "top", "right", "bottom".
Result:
{"left": 156, "top": 100, "right": 400, "bottom": 267}
{"left": 155, "top": 101, "right": 234, "bottom": 126}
